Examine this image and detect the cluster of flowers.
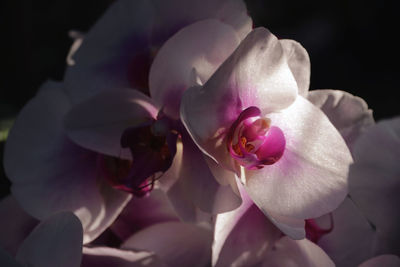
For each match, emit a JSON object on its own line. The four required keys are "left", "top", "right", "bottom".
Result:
{"left": 1, "top": 0, "right": 399, "bottom": 266}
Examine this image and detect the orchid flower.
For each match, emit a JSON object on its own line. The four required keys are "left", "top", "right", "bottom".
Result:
{"left": 180, "top": 27, "right": 353, "bottom": 239}
{"left": 4, "top": 0, "right": 252, "bottom": 242}
{"left": 0, "top": 211, "right": 83, "bottom": 267}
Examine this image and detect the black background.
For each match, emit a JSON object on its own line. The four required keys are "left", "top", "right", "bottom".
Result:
{"left": 0, "top": 0, "right": 398, "bottom": 196}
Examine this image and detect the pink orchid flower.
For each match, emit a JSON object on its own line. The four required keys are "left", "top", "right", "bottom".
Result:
{"left": 4, "top": 0, "right": 251, "bottom": 243}
{"left": 180, "top": 27, "right": 354, "bottom": 238}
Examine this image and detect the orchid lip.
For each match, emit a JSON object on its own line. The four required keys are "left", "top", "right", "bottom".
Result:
{"left": 227, "top": 106, "right": 286, "bottom": 170}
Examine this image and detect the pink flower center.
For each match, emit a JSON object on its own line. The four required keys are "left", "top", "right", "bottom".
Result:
{"left": 227, "top": 106, "right": 286, "bottom": 170}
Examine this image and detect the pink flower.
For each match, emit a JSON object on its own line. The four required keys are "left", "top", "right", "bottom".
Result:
{"left": 4, "top": 0, "right": 252, "bottom": 242}
{"left": 180, "top": 27, "right": 353, "bottom": 238}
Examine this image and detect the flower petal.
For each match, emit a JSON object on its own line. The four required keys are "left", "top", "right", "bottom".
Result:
{"left": 4, "top": 82, "right": 131, "bottom": 243}
{"left": 315, "top": 197, "right": 377, "bottom": 267}
{"left": 64, "top": 0, "right": 155, "bottom": 103}
{"left": 307, "top": 89, "right": 374, "bottom": 151}
{"left": 110, "top": 189, "right": 179, "bottom": 241}
{"left": 65, "top": 88, "right": 158, "bottom": 159}
{"left": 244, "top": 96, "right": 352, "bottom": 219}
{"left": 82, "top": 246, "right": 166, "bottom": 267}
{"left": 213, "top": 187, "right": 281, "bottom": 267}
{"left": 349, "top": 117, "right": 400, "bottom": 255}
{"left": 261, "top": 237, "right": 335, "bottom": 267}
{"left": 280, "top": 39, "right": 310, "bottom": 96}
{"left": 359, "top": 255, "right": 400, "bottom": 267}
{"left": 181, "top": 28, "right": 298, "bottom": 167}
{"left": 122, "top": 222, "right": 212, "bottom": 267}
{"left": 149, "top": 19, "right": 240, "bottom": 119}
{"left": 0, "top": 196, "right": 38, "bottom": 256}
{"left": 65, "top": 0, "right": 251, "bottom": 104}
{"left": 16, "top": 212, "right": 83, "bottom": 267}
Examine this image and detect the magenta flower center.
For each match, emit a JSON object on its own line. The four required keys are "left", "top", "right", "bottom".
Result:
{"left": 227, "top": 106, "right": 286, "bottom": 170}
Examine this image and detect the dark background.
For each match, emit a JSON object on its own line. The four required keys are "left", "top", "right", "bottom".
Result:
{"left": 0, "top": 0, "right": 398, "bottom": 196}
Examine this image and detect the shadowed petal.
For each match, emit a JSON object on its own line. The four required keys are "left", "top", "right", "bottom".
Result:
{"left": 4, "top": 82, "right": 131, "bottom": 243}
{"left": 16, "top": 212, "right": 83, "bottom": 267}
{"left": 0, "top": 196, "right": 38, "bottom": 256}
{"left": 122, "top": 222, "right": 212, "bottom": 267}
{"left": 65, "top": 88, "right": 158, "bottom": 159}
{"left": 261, "top": 237, "right": 335, "bottom": 267}
{"left": 349, "top": 117, "right": 400, "bottom": 255}
{"left": 315, "top": 197, "right": 377, "bottom": 267}
{"left": 359, "top": 255, "right": 400, "bottom": 267}
{"left": 110, "top": 189, "right": 179, "bottom": 241}
{"left": 213, "top": 187, "right": 281, "bottom": 267}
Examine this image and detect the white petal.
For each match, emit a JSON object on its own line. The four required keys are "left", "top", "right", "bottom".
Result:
{"left": 308, "top": 89, "right": 374, "bottom": 151}
{"left": 280, "top": 39, "right": 311, "bottom": 96}
{"left": 181, "top": 28, "right": 298, "bottom": 167}
{"left": 244, "top": 96, "right": 352, "bottom": 219}
{"left": 149, "top": 19, "right": 240, "bottom": 119}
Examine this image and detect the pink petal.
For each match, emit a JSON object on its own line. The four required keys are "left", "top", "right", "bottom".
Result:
{"left": 4, "top": 82, "right": 131, "bottom": 243}
{"left": 213, "top": 187, "right": 281, "bottom": 267}
{"left": 0, "top": 196, "right": 38, "bottom": 256}
{"left": 110, "top": 189, "right": 179, "bottom": 241}
{"left": 244, "top": 96, "right": 352, "bottom": 219}
{"left": 280, "top": 39, "right": 311, "bottom": 96}
{"left": 261, "top": 237, "right": 335, "bottom": 267}
{"left": 122, "top": 222, "right": 212, "bottom": 267}
{"left": 82, "top": 246, "right": 166, "bottom": 267}
{"left": 315, "top": 197, "right": 377, "bottom": 267}
{"left": 307, "top": 89, "right": 374, "bottom": 151}
{"left": 348, "top": 117, "right": 400, "bottom": 255}
{"left": 181, "top": 28, "right": 298, "bottom": 168}
{"left": 149, "top": 19, "right": 240, "bottom": 119}
{"left": 359, "top": 255, "right": 400, "bottom": 267}
{"left": 65, "top": 88, "right": 158, "bottom": 159}
{"left": 16, "top": 212, "right": 83, "bottom": 267}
